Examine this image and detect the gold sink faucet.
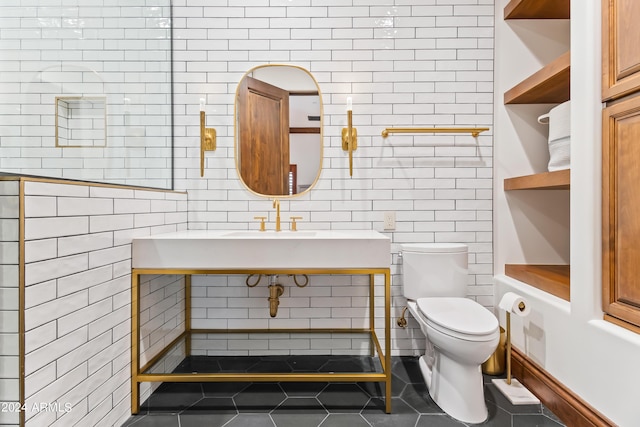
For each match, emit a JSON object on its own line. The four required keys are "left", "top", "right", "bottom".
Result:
{"left": 272, "top": 198, "right": 281, "bottom": 232}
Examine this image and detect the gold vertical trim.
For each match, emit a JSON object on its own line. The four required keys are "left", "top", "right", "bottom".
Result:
{"left": 369, "top": 274, "right": 375, "bottom": 331}
{"left": 369, "top": 274, "right": 375, "bottom": 357}
{"left": 384, "top": 270, "right": 392, "bottom": 414}
{"left": 185, "top": 275, "right": 191, "bottom": 356}
{"left": 130, "top": 271, "right": 140, "bottom": 414}
{"left": 18, "top": 179, "right": 25, "bottom": 427}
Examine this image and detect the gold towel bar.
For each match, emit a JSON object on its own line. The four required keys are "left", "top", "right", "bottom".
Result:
{"left": 381, "top": 127, "right": 489, "bottom": 138}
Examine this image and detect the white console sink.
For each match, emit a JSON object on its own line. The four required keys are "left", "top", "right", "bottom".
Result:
{"left": 132, "top": 229, "right": 390, "bottom": 270}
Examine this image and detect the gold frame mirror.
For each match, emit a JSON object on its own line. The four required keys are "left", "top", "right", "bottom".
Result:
{"left": 234, "top": 64, "right": 323, "bottom": 197}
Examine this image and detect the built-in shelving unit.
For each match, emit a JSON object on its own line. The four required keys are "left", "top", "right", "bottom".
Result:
{"left": 505, "top": 264, "right": 570, "bottom": 301}
{"left": 504, "top": 169, "right": 570, "bottom": 190}
{"left": 504, "top": 51, "right": 570, "bottom": 104}
{"left": 500, "top": 0, "right": 571, "bottom": 298}
{"left": 504, "top": 0, "right": 570, "bottom": 20}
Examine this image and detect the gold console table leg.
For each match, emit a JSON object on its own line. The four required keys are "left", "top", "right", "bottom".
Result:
{"left": 369, "top": 275, "right": 375, "bottom": 357}
{"left": 384, "top": 270, "right": 392, "bottom": 413}
{"left": 131, "top": 271, "right": 141, "bottom": 414}
{"left": 185, "top": 275, "right": 192, "bottom": 356}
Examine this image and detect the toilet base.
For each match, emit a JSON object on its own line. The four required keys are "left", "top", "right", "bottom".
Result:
{"left": 418, "top": 353, "right": 488, "bottom": 424}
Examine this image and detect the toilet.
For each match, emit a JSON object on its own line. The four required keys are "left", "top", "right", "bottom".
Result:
{"left": 401, "top": 243, "right": 499, "bottom": 424}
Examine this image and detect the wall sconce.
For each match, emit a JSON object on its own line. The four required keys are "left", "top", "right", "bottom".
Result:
{"left": 341, "top": 96, "right": 358, "bottom": 177}
{"left": 200, "top": 98, "right": 216, "bottom": 177}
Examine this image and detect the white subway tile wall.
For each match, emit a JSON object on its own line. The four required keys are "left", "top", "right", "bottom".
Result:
{"left": 191, "top": 274, "right": 380, "bottom": 355}
{"left": 173, "top": 1, "right": 494, "bottom": 355}
{"left": 20, "top": 179, "right": 187, "bottom": 427}
{"left": 0, "top": 180, "right": 20, "bottom": 427}
{"left": 0, "top": 2, "right": 173, "bottom": 189}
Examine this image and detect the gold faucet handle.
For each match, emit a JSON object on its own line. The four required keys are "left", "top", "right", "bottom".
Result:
{"left": 254, "top": 216, "right": 267, "bottom": 231}
{"left": 289, "top": 216, "right": 303, "bottom": 231}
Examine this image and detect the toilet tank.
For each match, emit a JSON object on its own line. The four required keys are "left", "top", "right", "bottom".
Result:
{"left": 401, "top": 243, "right": 468, "bottom": 300}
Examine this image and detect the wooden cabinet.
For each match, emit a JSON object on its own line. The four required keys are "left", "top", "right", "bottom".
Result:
{"left": 602, "top": 97, "right": 640, "bottom": 328}
{"left": 602, "top": 7, "right": 640, "bottom": 328}
{"left": 500, "top": 0, "right": 571, "bottom": 301}
{"left": 602, "top": 0, "right": 640, "bottom": 101}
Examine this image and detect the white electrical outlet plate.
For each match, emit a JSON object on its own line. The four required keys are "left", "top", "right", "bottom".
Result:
{"left": 383, "top": 211, "right": 396, "bottom": 230}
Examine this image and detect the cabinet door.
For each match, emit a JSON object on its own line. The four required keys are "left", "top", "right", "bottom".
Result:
{"left": 602, "top": 0, "right": 640, "bottom": 101}
{"left": 602, "top": 95, "right": 640, "bottom": 328}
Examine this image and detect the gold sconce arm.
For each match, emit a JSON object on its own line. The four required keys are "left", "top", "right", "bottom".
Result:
{"left": 381, "top": 127, "right": 490, "bottom": 138}
{"left": 200, "top": 110, "right": 216, "bottom": 177}
{"left": 342, "top": 108, "right": 358, "bottom": 177}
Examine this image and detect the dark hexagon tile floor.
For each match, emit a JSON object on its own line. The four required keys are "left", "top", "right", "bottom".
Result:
{"left": 122, "top": 356, "right": 566, "bottom": 427}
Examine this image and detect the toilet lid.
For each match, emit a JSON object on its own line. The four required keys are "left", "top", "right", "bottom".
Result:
{"left": 417, "top": 297, "right": 498, "bottom": 336}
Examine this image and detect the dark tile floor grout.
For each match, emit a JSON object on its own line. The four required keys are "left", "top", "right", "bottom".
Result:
{"left": 123, "top": 355, "right": 565, "bottom": 427}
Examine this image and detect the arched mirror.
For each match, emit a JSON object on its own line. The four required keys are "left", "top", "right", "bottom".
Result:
{"left": 235, "top": 65, "right": 323, "bottom": 197}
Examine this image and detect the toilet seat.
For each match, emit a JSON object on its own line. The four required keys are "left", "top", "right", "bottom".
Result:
{"left": 417, "top": 297, "right": 498, "bottom": 342}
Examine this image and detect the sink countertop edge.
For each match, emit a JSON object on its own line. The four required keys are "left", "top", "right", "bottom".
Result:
{"left": 132, "top": 230, "right": 391, "bottom": 270}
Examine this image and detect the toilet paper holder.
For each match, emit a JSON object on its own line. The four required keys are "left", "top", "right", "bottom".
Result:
{"left": 492, "top": 292, "right": 540, "bottom": 405}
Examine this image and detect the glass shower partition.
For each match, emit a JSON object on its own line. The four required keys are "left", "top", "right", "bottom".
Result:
{"left": 0, "top": 1, "right": 173, "bottom": 189}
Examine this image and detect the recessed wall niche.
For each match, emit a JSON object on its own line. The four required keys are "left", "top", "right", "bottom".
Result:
{"left": 55, "top": 96, "right": 107, "bottom": 148}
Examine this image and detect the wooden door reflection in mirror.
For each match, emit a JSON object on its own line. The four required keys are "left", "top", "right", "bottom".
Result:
{"left": 235, "top": 65, "right": 322, "bottom": 197}
{"left": 238, "top": 76, "right": 290, "bottom": 195}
